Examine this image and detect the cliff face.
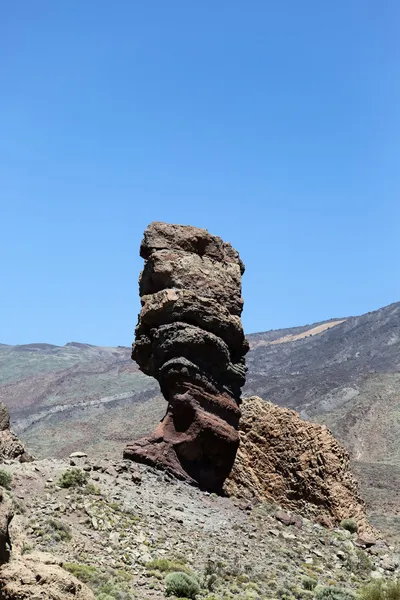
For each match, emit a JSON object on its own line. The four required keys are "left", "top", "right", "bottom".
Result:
{"left": 124, "top": 222, "right": 248, "bottom": 491}
{"left": 225, "top": 396, "right": 372, "bottom": 534}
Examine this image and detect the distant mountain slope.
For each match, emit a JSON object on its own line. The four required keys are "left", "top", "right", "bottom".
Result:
{"left": 0, "top": 343, "right": 161, "bottom": 457}
{"left": 1, "top": 300, "right": 399, "bottom": 538}
{"left": 245, "top": 301, "right": 400, "bottom": 465}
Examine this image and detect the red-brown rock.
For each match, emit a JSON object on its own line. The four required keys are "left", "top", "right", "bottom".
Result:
{"left": 123, "top": 222, "right": 248, "bottom": 491}
{"left": 225, "top": 396, "right": 374, "bottom": 533}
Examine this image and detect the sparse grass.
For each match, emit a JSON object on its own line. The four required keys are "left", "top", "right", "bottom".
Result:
{"left": 12, "top": 497, "right": 25, "bottom": 514}
{"left": 164, "top": 571, "right": 200, "bottom": 599}
{"left": 354, "top": 548, "right": 373, "bottom": 575}
{"left": 314, "top": 585, "right": 356, "bottom": 600}
{"left": 302, "top": 575, "right": 317, "bottom": 591}
{"left": 63, "top": 562, "right": 98, "bottom": 583}
{"left": 57, "top": 469, "right": 89, "bottom": 488}
{"left": 0, "top": 469, "right": 13, "bottom": 490}
{"left": 31, "top": 517, "right": 72, "bottom": 544}
{"left": 82, "top": 482, "right": 101, "bottom": 495}
{"left": 63, "top": 563, "right": 134, "bottom": 599}
{"left": 359, "top": 579, "right": 400, "bottom": 600}
{"left": 146, "top": 557, "right": 192, "bottom": 575}
{"left": 46, "top": 518, "right": 72, "bottom": 541}
{"left": 21, "top": 542, "right": 33, "bottom": 555}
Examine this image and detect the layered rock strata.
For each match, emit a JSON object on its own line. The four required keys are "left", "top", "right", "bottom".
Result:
{"left": 124, "top": 222, "right": 248, "bottom": 491}
{"left": 225, "top": 396, "right": 373, "bottom": 533}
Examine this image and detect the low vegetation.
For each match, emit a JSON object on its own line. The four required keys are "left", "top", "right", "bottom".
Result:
{"left": 63, "top": 562, "right": 133, "bottom": 599}
{"left": 315, "top": 585, "right": 356, "bottom": 600}
{"left": 146, "top": 557, "right": 193, "bottom": 575}
{"left": 302, "top": 576, "right": 318, "bottom": 591}
{"left": 340, "top": 519, "right": 358, "bottom": 534}
{"left": 57, "top": 468, "right": 89, "bottom": 488}
{"left": 164, "top": 571, "right": 200, "bottom": 599}
{"left": 359, "top": 579, "right": 400, "bottom": 600}
{"left": 0, "top": 469, "right": 13, "bottom": 490}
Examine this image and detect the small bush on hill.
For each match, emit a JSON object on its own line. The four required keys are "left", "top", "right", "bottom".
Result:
{"left": 302, "top": 575, "right": 317, "bottom": 591}
{"left": 340, "top": 519, "right": 358, "bottom": 534}
{"left": 146, "top": 557, "right": 192, "bottom": 575}
{"left": 57, "top": 469, "right": 88, "bottom": 488}
{"left": 63, "top": 562, "right": 134, "bottom": 599}
{"left": 354, "top": 548, "right": 373, "bottom": 575}
{"left": 359, "top": 579, "right": 400, "bottom": 600}
{"left": 46, "top": 518, "right": 72, "bottom": 541}
{"left": 63, "top": 562, "right": 98, "bottom": 584}
{"left": 315, "top": 586, "right": 356, "bottom": 600}
{"left": 0, "top": 469, "right": 13, "bottom": 490}
{"left": 165, "top": 571, "right": 200, "bottom": 599}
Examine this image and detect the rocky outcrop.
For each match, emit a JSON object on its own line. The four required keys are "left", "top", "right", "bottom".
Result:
{"left": 0, "top": 489, "right": 13, "bottom": 564}
{"left": 0, "top": 402, "right": 32, "bottom": 462}
{"left": 225, "top": 396, "right": 372, "bottom": 533}
{"left": 0, "top": 552, "right": 95, "bottom": 599}
{"left": 0, "top": 466, "right": 93, "bottom": 599}
{"left": 124, "top": 222, "right": 248, "bottom": 491}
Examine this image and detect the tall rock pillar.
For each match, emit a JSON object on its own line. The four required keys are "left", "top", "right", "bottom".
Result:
{"left": 123, "top": 222, "right": 248, "bottom": 491}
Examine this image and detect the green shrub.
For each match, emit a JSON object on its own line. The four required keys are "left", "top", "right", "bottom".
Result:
{"left": 63, "top": 562, "right": 98, "bottom": 583}
{"left": 46, "top": 518, "right": 72, "bottom": 541}
{"left": 302, "top": 576, "right": 317, "bottom": 591}
{"left": 0, "top": 469, "right": 13, "bottom": 490}
{"left": 354, "top": 548, "right": 372, "bottom": 575}
{"left": 57, "top": 469, "right": 88, "bottom": 488}
{"left": 146, "top": 557, "right": 192, "bottom": 575}
{"left": 360, "top": 579, "right": 400, "bottom": 600}
{"left": 387, "top": 580, "right": 400, "bottom": 600}
{"left": 340, "top": 519, "right": 358, "bottom": 534}
{"left": 83, "top": 482, "right": 101, "bottom": 495}
{"left": 315, "top": 586, "right": 356, "bottom": 600}
{"left": 165, "top": 571, "right": 200, "bottom": 599}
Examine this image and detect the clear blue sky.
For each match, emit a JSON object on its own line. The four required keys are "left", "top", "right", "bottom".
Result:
{"left": 1, "top": 1, "right": 399, "bottom": 346}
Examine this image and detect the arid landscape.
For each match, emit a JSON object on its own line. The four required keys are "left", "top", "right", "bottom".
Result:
{"left": 1, "top": 300, "right": 399, "bottom": 544}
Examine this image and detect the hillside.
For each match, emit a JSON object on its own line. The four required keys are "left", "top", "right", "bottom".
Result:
{"left": 1, "top": 300, "right": 399, "bottom": 538}
{"left": 3, "top": 456, "right": 397, "bottom": 599}
{"left": 0, "top": 343, "right": 161, "bottom": 458}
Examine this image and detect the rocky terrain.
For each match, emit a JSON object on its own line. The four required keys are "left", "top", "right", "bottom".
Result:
{"left": 124, "top": 222, "right": 248, "bottom": 490}
{"left": 1, "top": 219, "right": 399, "bottom": 597}
{"left": 1, "top": 452, "right": 399, "bottom": 600}
{"left": 1, "top": 303, "right": 399, "bottom": 539}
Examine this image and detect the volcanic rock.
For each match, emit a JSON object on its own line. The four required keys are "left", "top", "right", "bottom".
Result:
{"left": 0, "top": 402, "right": 32, "bottom": 463}
{"left": 124, "top": 222, "right": 248, "bottom": 491}
{"left": 225, "top": 396, "right": 373, "bottom": 533}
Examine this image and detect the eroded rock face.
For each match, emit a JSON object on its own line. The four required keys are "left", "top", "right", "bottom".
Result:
{"left": 0, "top": 402, "right": 32, "bottom": 463}
{"left": 124, "top": 222, "right": 248, "bottom": 491}
{"left": 0, "top": 490, "right": 13, "bottom": 564}
{"left": 225, "top": 396, "right": 373, "bottom": 533}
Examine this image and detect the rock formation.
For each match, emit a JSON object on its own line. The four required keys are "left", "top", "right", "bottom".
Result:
{"left": 124, "top": 222, "right": 248, "bottom": 491}
{"left": 0, "top": 489, "right": 13, "bottom": 564}
{"left": 0, "top": 414, "right": 94, "bottom": 599}
{"left": 225, "top": 397, "right": 373, "bottom": 533}
{"left": 0, "top": 402, "right": 32, "bottom": 463}
{"left": 0, "top": 552, "right": 95, "bottom": 599}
